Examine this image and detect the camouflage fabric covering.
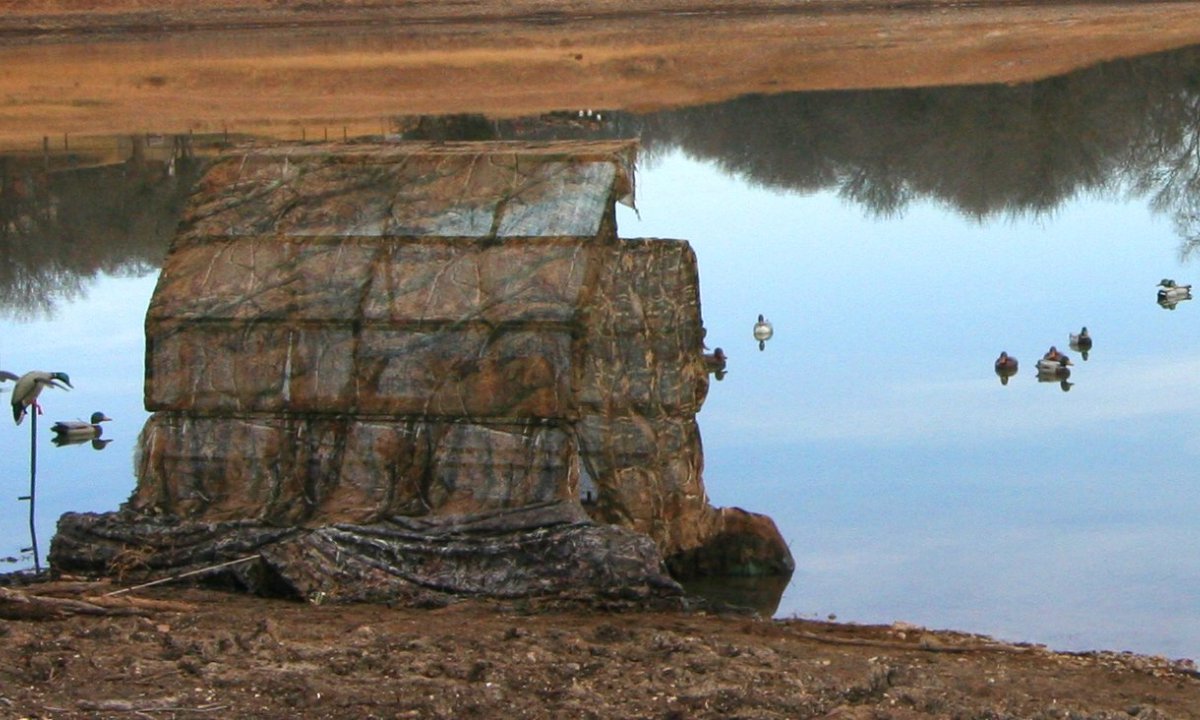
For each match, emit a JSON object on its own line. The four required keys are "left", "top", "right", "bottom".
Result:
{"left": 55, "top": 141, "right": 791, "bottom": 603}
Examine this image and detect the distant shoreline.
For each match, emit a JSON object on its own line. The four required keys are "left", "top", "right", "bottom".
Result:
{"left": 3, "top": 0, "right": 1200, "bottom": 43}
{"left": 1, "top": 1, "right": 1199, "bottom": 150}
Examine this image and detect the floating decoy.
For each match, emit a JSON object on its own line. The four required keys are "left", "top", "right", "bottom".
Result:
{"left": 51, "top": 411, "right": 111, "bottom": 440}
{"left": 11, "top": 371, "right": 72, "bottom": 425}
{"left": 703, "top": 347, "right": 728, "bottom": 381}
{"left": 1036, "top": 355, "right": 1073, "bottom": 391}
{"left": 1036, "top": 355, "right": 1072, "bottom": 372}
{"left": 753, "top": 314, "right": 774, "bottom": 351}
{"left": 1069, "top": 327, "right": 1092, "bottom": 360}
{"left": 994, "top": 352, "right": 1018, "bottom": 385}
{"left": 1041, "top": 346, "right": 1071, "bottom": 364}
{"left": 1158, "top": 279, "right": 1192, "bottom": 309}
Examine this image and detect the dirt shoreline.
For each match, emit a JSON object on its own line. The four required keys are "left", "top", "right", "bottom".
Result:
{"left": 3, "top": 581, "right": 1200, "bottom": 719}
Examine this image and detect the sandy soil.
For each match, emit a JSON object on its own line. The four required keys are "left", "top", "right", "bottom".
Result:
{"left": 4, "top": 2, "right": 1200, "bottom": 717}
{"left": 1, "top": 1, "right": 1200, "bottom": 146}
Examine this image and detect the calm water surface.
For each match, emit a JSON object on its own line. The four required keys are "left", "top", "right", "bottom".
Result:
{"left": 3, "top": 46, "right": 1200, "bottom": 660}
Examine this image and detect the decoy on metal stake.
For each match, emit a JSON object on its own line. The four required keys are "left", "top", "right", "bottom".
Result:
{"left": 11, "top": 370, "right": 72, "bottom": 425}
{"left": 9, "top": 371, "right": 71, "bottom": 575}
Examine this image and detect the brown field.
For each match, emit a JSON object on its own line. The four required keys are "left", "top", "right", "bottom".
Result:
{"left": 1, "top": 1, "right": 1200, "bottom": 147}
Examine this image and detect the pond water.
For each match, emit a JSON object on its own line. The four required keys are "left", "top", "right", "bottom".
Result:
{"left": 3, "top": 45, "right": 1200, "bottom": 660}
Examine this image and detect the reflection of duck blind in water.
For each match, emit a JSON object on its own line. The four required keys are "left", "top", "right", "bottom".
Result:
{"left": 133, "top": 141, "right": 717, "bottom": 557}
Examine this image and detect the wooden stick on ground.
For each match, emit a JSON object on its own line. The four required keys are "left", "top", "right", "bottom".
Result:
{"left": 102, "top": 554, "right": 261, "bottom": 597}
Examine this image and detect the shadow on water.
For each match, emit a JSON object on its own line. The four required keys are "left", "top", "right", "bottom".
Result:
{"left": 680, "top": 574, "right": 792, "bottom": 617}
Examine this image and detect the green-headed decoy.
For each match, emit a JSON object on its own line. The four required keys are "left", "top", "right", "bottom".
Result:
{"left": 51, "top": 411, "right": 111, "bottom": 439}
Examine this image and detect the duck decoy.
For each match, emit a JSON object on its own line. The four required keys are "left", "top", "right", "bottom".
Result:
{"left": 11, "top": 371, "right": 72, "bottom": 425}
{"left": 1036, "top": 355, "right": 1073, "bottom": 391}
{"left": 1036, "top": 355, "right": 1072, "bottom": 372}
{"left": 1158, "top": 279, "right": 1192, "bottom": 309}
{"left": 1069, "top": 327, "right": 1092, "bottom": 361}
{"left": 51, "top": 411, "right": 111, "bottom": 440}
{"left": 703, "top": 347, "right": 728, "bottom": 381}
{"left": 994, "top": 352, "right": 1018, "bottom": 385}
{"left": 753, "top": 314, "right": 774, "bottom": 351}
{"left": 1042, "top": 345, "right": 1068, "bottom": 362}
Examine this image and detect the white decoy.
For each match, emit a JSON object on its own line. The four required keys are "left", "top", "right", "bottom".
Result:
{"left": 11, "top": 371, "right": 72, "bottom": 425}
{"left": 753, "top": 314, "right": 774, "bottom": 351}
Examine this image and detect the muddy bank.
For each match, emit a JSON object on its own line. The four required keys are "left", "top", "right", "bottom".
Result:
{"left": 3, "top": 582, "right": 1200, "bottom": 719}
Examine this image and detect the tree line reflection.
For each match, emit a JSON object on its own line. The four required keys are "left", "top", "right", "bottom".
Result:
{"left": 2, "top": 44, "right": 1200, "bottom": 315}
{"left": 634, "top": 44, "right": 1200, "bottom": 245}
{"left": 0, "top": 135, "right": 205, "bottom": 318}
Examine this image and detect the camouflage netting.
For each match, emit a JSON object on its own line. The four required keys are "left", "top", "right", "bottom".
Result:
{"left": 52, "top": 502, "right": 682, "bottom": 604}
{"left": 51, "top": 141, "right": 792, "bottom": 603}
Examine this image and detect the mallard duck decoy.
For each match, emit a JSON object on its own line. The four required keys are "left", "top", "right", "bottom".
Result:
{"left": 1036, "top": 356, "right": 1072, "bottom": 372}
{"left": 51, "top": 411, "right": 111, "bottom": 439}
{"left": 753, "top": 314, "right": 774, "bottom": 351}
{"left": 703, "top": 347, "right": 728, "bottom": 381}
{"left": 11, "top": 371, "right": 72, "bottom": 425}
{"left": 1041, "top": 346, "right": 1072, "bottom": 363}
{"left": 1069, "top": 327, "right": 1092, "bottom": 360}
{"left": 994, "top": 352, "right": 1018, "bottom": 385}
{"left": 1036, "top": 355, "right": 1072, "bottom": 390}
{"left": 700, "top": 348, "right": 724, "bottom": 372}
{"left": 1158, "top": 280, "right": 1192, "bottom": 308}
{"left": 1037, "top": 345, "right": 1073, "bottom": 377}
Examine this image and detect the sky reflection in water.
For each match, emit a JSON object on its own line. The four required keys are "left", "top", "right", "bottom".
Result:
{"left": 3, "top": 57, "right": 1200, "bottom": 658}
{"left": 3, "top": 149, "right": 1195, "bottom": 659}
{"left": 617, "top": 151, "right": 1200, "bottom": 659}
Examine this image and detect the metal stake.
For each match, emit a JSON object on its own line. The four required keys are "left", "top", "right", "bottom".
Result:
{"left": 26, "top": 411, "right": 41, "bottom": 574}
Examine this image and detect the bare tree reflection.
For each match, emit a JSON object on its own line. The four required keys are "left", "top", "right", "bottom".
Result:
{"left": 635, "top": 45, "right": 1200, "bottom": 247}
{"left": 0, "top": 136, "right": 206, "bottom": 318}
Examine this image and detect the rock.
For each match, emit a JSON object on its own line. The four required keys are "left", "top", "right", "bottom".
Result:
{"left": 665, "top": 507, "right": 795, "bottom": 577}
